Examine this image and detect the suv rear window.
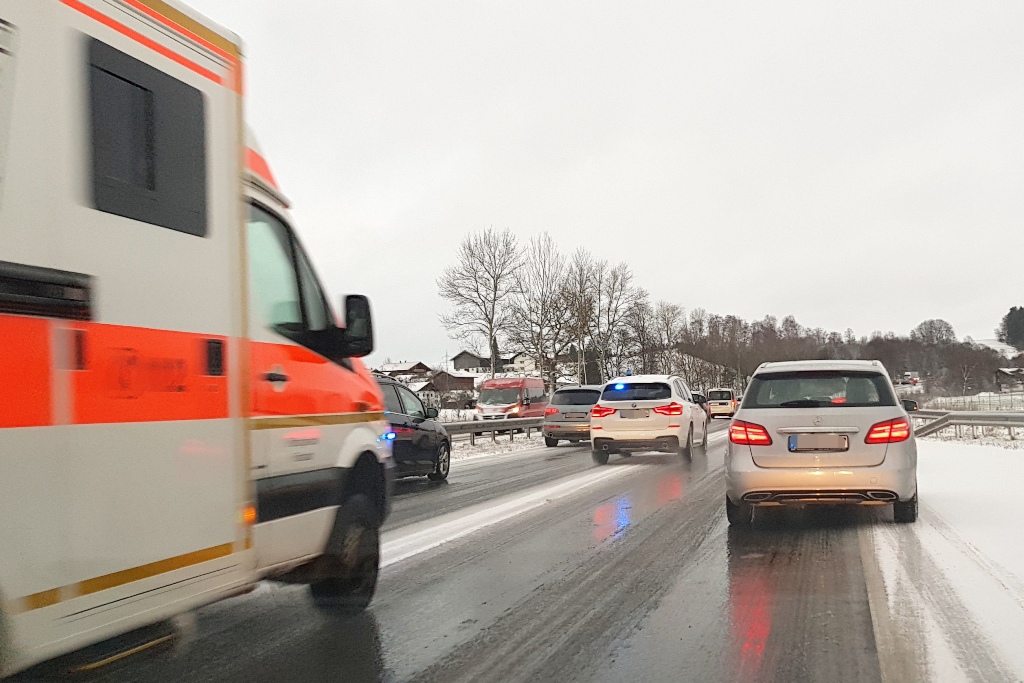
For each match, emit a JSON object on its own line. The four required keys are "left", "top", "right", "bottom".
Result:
{"left": 601, "top": 382, "right": 671, "bottom": 401}
{"left": 708, "top": 390, "right": 733, "bottom": 401}
{"left": 743, "top": 371, "right": 896, "bottom": 409}
{"left": 551, "top": 389, "right": 600, "bottom": 406}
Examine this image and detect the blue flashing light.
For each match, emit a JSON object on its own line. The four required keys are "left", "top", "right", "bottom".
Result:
{"left": 384, "top": 431, "right": 396, "bottom": 441}
{"left": 614, "top": 383, "right": 626, "bottom": 390}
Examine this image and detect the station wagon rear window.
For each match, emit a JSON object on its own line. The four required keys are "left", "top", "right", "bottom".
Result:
{"left": 601, "top": 382, "right": 671, "bottom": 401}
{"left": 743, "top": 371, "right": 896, "bottom": 409}
{"left": 551, "top": 389, "right": 600, "bottom": 406}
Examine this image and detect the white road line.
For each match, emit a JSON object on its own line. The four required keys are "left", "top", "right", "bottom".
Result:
{"left": 381, "top": 465, "right": 636, "bottom": 568}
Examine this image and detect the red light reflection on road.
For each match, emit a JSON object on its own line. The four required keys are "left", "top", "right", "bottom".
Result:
{"left": 655, "top": 473, "right": 684, "bottom": 506}
{"left": 729, "top": 564, "right": 774, "bottom": 679}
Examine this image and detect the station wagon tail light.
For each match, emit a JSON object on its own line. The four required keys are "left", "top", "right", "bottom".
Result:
{"left": 591, "top": 405, "right": 616, "bottom": 418}
{"left": 729, "top": 420, "right": 773, "bottom": 446}
{"left": 865, "top": 418, "right": 911, "bottom": 444}
{"left": 652, "top": 402, "right": 683, "bottom": 416}
{"left": 545, "top": 407, "right": 558, "bottom": 415}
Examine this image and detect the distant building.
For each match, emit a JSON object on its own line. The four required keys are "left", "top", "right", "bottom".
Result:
{"left": 407, "top": 380, "right": 440, "bottom": 406}
{"left": 431, "top": 370, "right": 477, "bottom": 393}
{"left": 452, "top": 350, "right": 515, "bottom": 373}
{"left": 996, "top": 368, "right": 1024, "bottom": 392}
{"left": 376, "top": 361, "right": 432, "bottom": 377}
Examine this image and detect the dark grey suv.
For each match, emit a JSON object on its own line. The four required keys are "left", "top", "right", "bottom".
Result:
{"left": 543, "top": 385, "right": 602, "bottom": 447}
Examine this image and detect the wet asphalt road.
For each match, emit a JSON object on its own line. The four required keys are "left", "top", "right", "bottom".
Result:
{"left": 21, "top": 419, "right": 1010, "bottom": 682}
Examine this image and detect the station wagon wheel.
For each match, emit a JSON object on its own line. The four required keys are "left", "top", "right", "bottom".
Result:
{"left": 545, "top": 437, "right": 559, "bottom": 447}
{"left": 428, "top": 442, "right": 450, "bottom": 482}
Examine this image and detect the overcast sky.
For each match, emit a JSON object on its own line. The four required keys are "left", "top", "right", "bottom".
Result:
{"left": 190, "top": 0, "right": 1024, "bottom": 366}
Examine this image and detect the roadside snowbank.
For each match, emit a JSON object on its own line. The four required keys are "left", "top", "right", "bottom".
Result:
{"left": 867, "top": 441, "right": 1024, "bottom": 679}
{"left": 923, "top": 427, "right": 1024, "bottom": 450}
{"left": 450, "top": 435, "right": 552, "bottom": 461}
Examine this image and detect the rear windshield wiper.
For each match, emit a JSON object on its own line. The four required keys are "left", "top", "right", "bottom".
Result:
{"left": 778, "top": 399, "right": 825, "bottom": 408}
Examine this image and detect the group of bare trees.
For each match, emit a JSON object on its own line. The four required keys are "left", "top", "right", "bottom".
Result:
{"left": 439, "top": 228, "right": 1011, "bottom": 394}
{"left": 438, "top": 228, "right": 662, "bottom": 388}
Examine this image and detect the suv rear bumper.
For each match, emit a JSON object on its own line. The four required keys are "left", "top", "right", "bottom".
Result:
{"left": 543, "top": 423, "right": 591, "bottom": 439}
{"left": 593, "top": 435, "right": 679, "bottom": 453}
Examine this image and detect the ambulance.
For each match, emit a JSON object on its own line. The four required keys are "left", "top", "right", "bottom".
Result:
{"left": 0, "top": 0, "right": 392, "bottom": 676}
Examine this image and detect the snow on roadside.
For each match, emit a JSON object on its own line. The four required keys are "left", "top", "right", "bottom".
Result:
{"left": 450, "top": 435, "right": 554, "bottom": 461}
{"left": 922, "top": 427, "right": 1024, "bottom": 450}
{"left": 867, "top": 440, "right": 1024, "bottom": 679}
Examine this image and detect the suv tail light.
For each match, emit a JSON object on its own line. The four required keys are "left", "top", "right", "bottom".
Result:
{"left": 652, "top": 402, "right": 683, "bottom": 416}
{"left": 729, "top": 420, "right": 773, "bottom": 446}
{"left": 544, "top": 407, "right": 558, "bottom": 416}
{"left": 590, "top": 405, "right": 616, "bottom": 418}
{"left": 865, "top": 418, "right": 911, "bottom": 444}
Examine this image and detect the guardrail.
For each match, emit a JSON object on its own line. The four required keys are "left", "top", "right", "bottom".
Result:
{"left": 910, "top": 409, "right": 1024, "bottom": 439}
{"left": 443, "top": 417, "right": 546, "bottom": 445}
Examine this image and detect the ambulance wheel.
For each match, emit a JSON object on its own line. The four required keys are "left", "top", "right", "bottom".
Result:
{"left": 310, "top": 495, "right": 379, "bottom": 614}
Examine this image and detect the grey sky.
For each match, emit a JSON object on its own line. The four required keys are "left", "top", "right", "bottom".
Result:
{"left": 190, "top": 0, "right": 1024, "bottom": 365}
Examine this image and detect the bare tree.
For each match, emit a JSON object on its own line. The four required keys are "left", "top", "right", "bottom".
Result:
{"left": 437, "top": 228, "right": 523, "bottom": 377}
{"left": 564, "top": 248, "right": 598, "bottom": 384}
{"left": 505, "top": 234, "right": 576, "bottom": 391}
{"left": 591, "top": 261, "right": 643, "bottom": 382}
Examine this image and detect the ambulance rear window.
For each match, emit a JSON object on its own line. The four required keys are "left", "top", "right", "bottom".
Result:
{"left": 88, "top": 38, "right": 207, "bottom": 237}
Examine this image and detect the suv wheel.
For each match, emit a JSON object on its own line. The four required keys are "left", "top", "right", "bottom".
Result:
{"left": 893, "top": 492, "right": 918, "bottom": 523}
{"left": 591, "top": 449, "right": 609, "bottom": 465}
{"left": 679, "top": 425, "right": 693, "bottom": 460}
{"left": 544, "top": 437, "right": 558, "bottom": 447}
{"left": 726, "top": 496, "right": 753, "bottom": 526}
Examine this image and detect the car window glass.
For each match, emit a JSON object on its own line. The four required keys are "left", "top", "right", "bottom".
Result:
{"left": 708, "top": 390, "right": 733, "bottom": 401}
{"left": 294, "top": 244, "right": 334, "bottom": 331}
{"left": 551, "top": 390, "right": 600, "bottom": 406}
{"left": 601, "top": 382, "right": 671, "bottom": 401}
{"left": 397, "top": 386, "right": 426, "bottom": 418}
{"left": 379, "top": 384, "right": 402, "bottom": 414}
{"left": 745, "top": 371, "right": 895, "bottom": 408}
{"left": 247, "top": 205, "right": 301, "bottom": 332}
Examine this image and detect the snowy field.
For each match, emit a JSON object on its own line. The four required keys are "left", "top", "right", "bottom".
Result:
{"left": 923, "top": 426, "right": 1024, "bottom": 450}
{"left": 867, "top": 440, "right": 1024, "bottom": 680}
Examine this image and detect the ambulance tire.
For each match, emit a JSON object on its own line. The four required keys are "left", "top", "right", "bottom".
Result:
{"left": 310, "top": 494, "right": 380, "bottom": 614}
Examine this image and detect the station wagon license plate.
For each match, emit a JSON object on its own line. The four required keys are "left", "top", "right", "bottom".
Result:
{"left": 620, "top": 409, "right": 650, "bottom": 419}
{"left": 564, "top": 412, "right": 588, "bottom": 419}
{"left": 788, "top": 434, "right": 849, "bottom": 452}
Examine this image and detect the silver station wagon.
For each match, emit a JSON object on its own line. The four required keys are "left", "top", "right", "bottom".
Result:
{"left": 725, "top": 360, "right": 918, "bottom": 525}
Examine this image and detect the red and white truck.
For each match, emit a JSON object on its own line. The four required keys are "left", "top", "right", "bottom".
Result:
{"left": 0, "top": 0, "right": 392, "bottom": 675}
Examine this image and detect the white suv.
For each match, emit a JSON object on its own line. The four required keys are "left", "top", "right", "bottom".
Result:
{"left": 590, "top": 375, "right": 707, "bottom": 464}
{"left": 725, "top": 360, "right": 918, "bottom": 525}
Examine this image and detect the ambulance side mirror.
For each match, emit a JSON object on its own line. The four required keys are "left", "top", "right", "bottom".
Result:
{"left": 342, "top": 294, "right": 373, "bottom": 358}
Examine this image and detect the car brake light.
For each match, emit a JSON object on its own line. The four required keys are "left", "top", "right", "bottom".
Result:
{"left": 591, "top": 405, "right": 616, "bottom": 418}
{"left": 729, "top": 420, "right": 773, "bottom": 446}
{"left": 865, "top": 418, "right": 911, "bottom": 444}
{"left": 652, "top": 402, "right": 683, "bottom": 416}
{"left": 544, "top": 407, "right": 558, "bottom": 416}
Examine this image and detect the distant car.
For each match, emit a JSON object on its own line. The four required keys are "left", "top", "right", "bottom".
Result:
{"left": 375, "top": 374, "right": 451, "bottom": 481}
{"left": 543, "top": 385, "right": 602, "bottom": 446}
{"left": 725, "top": 359, "right": 918, "bottom": 526}
{"left": 589, "top": 375, "right": 707, "bottom": 463}
{"left": 707, "top": 388, "right": 739, "bottom": 418}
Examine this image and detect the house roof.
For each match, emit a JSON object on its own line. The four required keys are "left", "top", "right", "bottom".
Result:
{"left": 407, "top": 381, "right": 433, "bottom": 392}
{"left": 378, "top": 361, "right": 431, "bottom": 372}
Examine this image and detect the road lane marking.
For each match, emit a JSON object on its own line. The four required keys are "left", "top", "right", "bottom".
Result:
{"left": 381, "top": 466, "right": 637, "bottom": 568}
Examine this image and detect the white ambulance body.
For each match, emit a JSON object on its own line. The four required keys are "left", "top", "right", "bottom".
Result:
{"left": 0, "top": 0, "right": 391, "bottom": 676}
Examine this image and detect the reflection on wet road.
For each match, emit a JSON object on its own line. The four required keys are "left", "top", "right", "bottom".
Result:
{"left": 24, "top": 420, "right": 1023, "bottom": 683}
